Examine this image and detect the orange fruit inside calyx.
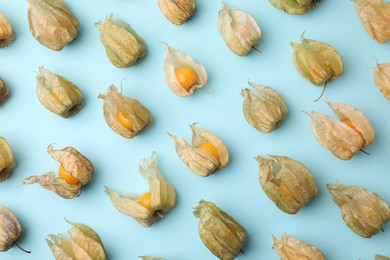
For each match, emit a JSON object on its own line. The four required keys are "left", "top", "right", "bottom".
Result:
{"left": 199, "top": 142, "right": 219, "bottom": 161}
{"left": 175, "top": 67, "right": 198, "bottom": 90}
{"left": 342, "top": 120, "right": 363, "bottom": 137}
{"left": 138, "top": 192, "right": 153, "bottom": 211}
{"left": 118, "top": 111, "right": 132, "bottom": 130}
{"left": 58, "top": 165, "right": 80, "bottom": 185}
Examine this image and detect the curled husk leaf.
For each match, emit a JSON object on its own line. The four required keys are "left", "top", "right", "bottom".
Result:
{"left": 169, "top": 124, "right": 229, "bottom": 177}
{"left": 327, "top": 182, "right": 390, "bottom": 238}
{"left": 305, "top": 101, "right": 375, "bottom": 160}
{"left": 269, "top": 0, "right": 320, "bottom": 15}
{"left": 0, "top": 137, "right": 15, "bottom": 183}
{"left": 24, "top": 145, "right": 94, "bottom": 199}
{"left": 140, "top": 257, "right": 164, "bottom": 260}
{"left": 256, "top": 155, "right": 318, "bottom": 214}
{"left": 354, "top": 0, "right": 390, "bottom": 43}
{"left": 46, "top": 219, "right": 106, "bottom": 260}
{"left": 241, "top": 82, "right": 288, "bottom": 133}
{"left": 0, "top": 12, "right": 14, "bottom": 47}
{"left": 0, "top": 78, "right": 9, "bottom": 103}
{"left": 96, "top": 14, "right": 147, "bottom": 68}
{"left": 272, "top": 234, "right": 325, "bottom": 260}
{"left": 98, "top": 85, "right": 153, "bottom": 139}
{"left": 105, "top": 152, "right": 176, "bottom": 228}
{"left": 218, "top": 3, "right": 261, "bottom": 56}
{"left": 157, "top": 0, "right": 196, "bottom": 25}
{"left": 163, "top": 43, "right": 207, "bottom": 97}
{"left": 376, "top": 255, "right": 390, "bottom": 260}
{"left": 374, "top": 61, "right": 390, "bottom": 102}
{"left": 291, "top": 33, "right": 343, "bottom": 86}
{"left": 36, "top": 67, "right": 84, "bottom": 118}
{"left": 193, "top": 200, "right": 247, "bottom": 260}
{"left": 28, "top": 0, "right": 79, "bottom": 51}
{"left": 0, "top": 206, "right": 27, "bottom": 252}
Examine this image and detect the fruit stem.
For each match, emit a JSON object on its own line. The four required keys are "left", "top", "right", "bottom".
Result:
{"left": 314, "top": 81, "right": 327, "bottom": 102}
{"left": 360, "top": 149, "right": 370, "bottom": 155}
{"left": 14, "top": 242, "right": 31, "bottom": 254}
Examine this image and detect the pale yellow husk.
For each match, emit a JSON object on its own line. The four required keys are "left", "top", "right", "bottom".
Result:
{"left": 157, "top": 0, "right": 196, "bottom": 25}
{"left": 272, "top": 234, "right": 325, "bottom": 259}
{"left": 0, "top": 12, "right": 14, "bottom": 47}
{"left": 0, "top": 137, "right": 15, "bottom": 183}
{"left": 374, "top": 62, "right": 390, "bottom": 102}
{"left": 0, "top": 206, "right": 23, "bottom": 252}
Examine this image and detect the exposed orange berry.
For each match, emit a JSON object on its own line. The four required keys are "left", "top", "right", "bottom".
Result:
{"left": 138, "top": 192, "right": 153, "bottom": 211}
{"left": 279, "top": 183, "right": 295, "bottom": 199}
{"left": 342, "top": 120, "right": 363, "bottom": 137}
{"left": 118, "top": 111, "right": 132, "bottom": 130}
{"left": 199, "top": 142, "right": 219, "bottom": 161}
{"left": 175, "top": 67, "right": 198, "bottom": 90}
{"left": 58, "top": 165, "right": 80, "bottom": 185}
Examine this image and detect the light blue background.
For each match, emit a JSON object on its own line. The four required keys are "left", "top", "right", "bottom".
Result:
{"left": 0, "top": 1, "right": 389, "bottom": 259}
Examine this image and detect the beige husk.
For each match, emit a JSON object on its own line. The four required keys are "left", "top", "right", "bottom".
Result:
{"left": 140, "top": 257, "right": 164, "bottom": 260}
{"left": 327, "top": 182, "right": 390, "bottom": 238}
{"left": 291, "top": 33, "right": 343, "bottom": 86}
{"left": 36, "top": 67, "right": 84, "bottom": 118}
{"left": 218, "top": 3, "right": 261, "bottom": 56}
{"left": 0, "top": 12, "right": 14, "bottom": 47}
{"left": 24, "top": 145, "right": 94, "bottom": 199}
{"left": 163, "top": 43, "right": 207, "bottom": 97}
{"left": 193, "top": 200, "right": 247, "bottom": 260}
{"left": 0, "top": 78, "right": 9, "bottom": 103}
{"left": 256, "top": 155, "right": 318, "bottom": 214}
{"left": 305, "top": 101, "right": 375, "bottom": 160}
{"left": 376, "top": 255, "right": 390, "bottom": 260}
{"left": 0, "top": 137, "right": 15, "bottom": 183}
{"left": 0, "top": 206, "right": 24, "bottom": 252}
{"left": 272, "top": 234, "right": 325, "bottom": 260}
{"left": 374, "top": 62, "right": 390, "bottom": 102}
{"left": 169, "top": 123, "right": 229, "bottom": 177}
{"left": 269, "top": 0, "right": 320, "bottom": 15}
{"left": 28, "top": 0, "right": 79, "bottom": 51}
{"left": 354, "top": 0, "right": 390, "bottom": 43}
{"left": 98, "top": 85, "right": 153, "bottom": 139}
{"left": 241, "top": 82, "right": 288, "bottom": 133}
{"left": 96, "top": 14, "right": 147, "bottom": 68}
{"left": 46, "top": 219, "right": 106, "bottom": 260}
{"left": 157, "top": 0, "right": 196, "bottom": 25}
{"left": 105, "top": 152, "right": 176, "bottom": 228}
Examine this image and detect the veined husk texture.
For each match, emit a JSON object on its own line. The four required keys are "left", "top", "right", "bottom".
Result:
{"left": 193, "top": 200, "right": 247, "bottom": 260}
{"left": 218, "top": 3, "right": 261, "bottom": 56}
{"left": 98, "top": 84, "right": 153, "bottom": 139}
{"left": 354, "top": 0, "right": 390, "bottom": 43}
{"left": 46, "top": 219, "right": 106, "bottom": 260}
{"left": 169, "top": 124, "right": 229, "bottom": 177}
{"left": 374, "top": 61, "right": 390, "bottom": 102}
{"left": 140, "top": 257, "right": 164, "bottom": 260}
{"left": 24, "top": 145, "right": 94, "bottom": 199}
{"left": 0, "top": 206, "right": 23, "bottom": 252}
{"left": 306, "top": 101, "right": 375, "bottom": 160}
{"left": 0, "top": 78, "right": 9, "bottom": 103}
{"left": 376, "top": 255, "right": 390, "bottom": 260}
{"left": 157, "top": 0, "right": 196, "bottom": 25}
{"left": 36, "top": 67, "right": 84, "bottom": 118}
{"left": 327, "top": 182, "right": 390, "bottom": 238}
{"left": 256, "top": 155, "right": 318, "bottom": 214}
{"left": 272, "top": 234, "right": 325, "bottom": 260}
{"left": 269, "top": 0, "right": 321, "bottom": 15}
{"left": 0, "top": 12, "right": 14, "bottom": 47}
{"left": 0, "top": 137, "right": 15, "bottom": 183}
{"left": 291, "top": 33, "right": 343, "bottom": 86}
{"left": 241, "top": 82, "right": 288, "bottom": 133}
{"left": 28, "top": 0, "right": 79, "bottom": 51}
{"left": 96, "top": 14, "right": 147, "bottom": 68}
{"left": 163, "top": 43, "right": 207, "bottom": 97}
{"left": 105, "top": 152, "right": 176, "bottom": 228}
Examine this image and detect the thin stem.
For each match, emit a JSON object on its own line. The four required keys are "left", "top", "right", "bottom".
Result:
{"left": 13, "top": 242, "right": 31, "bottom": 254}
{"left": 314, "top": 81, "right": 327, "bottom": 102}
{"left": 156, "top": 211, "right": 164, "bottom": 219}
{"left": 360, "top": 149, "right": 370, "bottom": 155}
{"left": 240, "top": 249, "right": 245, "bottom": 254}
{"left": 251, "top": 46, "right": 261, "bottom": 53}
{"left": 381, "top": 228, "right": 384, "bottom": 232}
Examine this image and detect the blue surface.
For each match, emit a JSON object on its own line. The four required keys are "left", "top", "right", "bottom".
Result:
{"left": 0, "top": 1, "right": 390, "bottom": 259}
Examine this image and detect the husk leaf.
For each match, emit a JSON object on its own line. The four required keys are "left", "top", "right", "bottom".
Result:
{"left": 269, "top": 0, "right": 321, "bottom": 15}
{"left": 139, "top": 257, "right": 164, "bottom": 260}
{"left": 0, "top": 206, "right": 23, "bottom": 252}
{"left": 157, "top": 0, "right": 196, "bottom": 25}
{"left": 0, "top": 137, "right": 16, "bottom": 183}
{"left": 272, "top": 234, "right": 325, "bottom": 259}
{"left": 376, "top": 255, "right": 390, "bottom": 260}
{"left": 0, "top": 78, "right": 10, "bottom": 103}
{"left": 374, "top": 62, "right": 390, "bottom": 102}
{"left": 0, "top": 12, "right": 14, "bottom": 47}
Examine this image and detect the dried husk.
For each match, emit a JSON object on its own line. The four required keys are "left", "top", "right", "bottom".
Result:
{"left": 354, "top": 0, "right": 390, "bottom": 43}
{"left": 169, "top": 124, "right": 229, "bottom": 177}
{"left": 96, "top": 14, "right": 148, "bottom": 68}
{"left": 374, "top": 61, "right": 390, "bottom": 102}
{"left": 98, "top": 84, "right": 153, "bottom": 139}
{"left": 36, "top": 67, "right": 84, "bottom": 118}
{"left": 0, "top": 137, "right": 15, "bottom": 183}
{"left": 0, "top": 78, "right": 9, "bottom": 103}
{"left": 327, "top": 182, "right": 390, "bottom": 238}
{"left": 218, "top": 3, "right": 261, "bottom": 56}
{"left": 241, "top": 82, "right": 288, "bottom": 133}
{"left": 269, "top": 0, "right": 320, "bottom": 15}
{"left": 28, "top": 0, "right": 79, "bottom": 51}
{"left": 256, "top": 155, "right": 318, "bottom": 214}
{"left": 0, "top": 206, "right": 26, "bottom": 252}
{"left": 140, "top": 257, "right": 164, "bottom": 260}
{"left": 272, "top": 234, "right": 325, "bottom": 260}
{"left": 157, "top": 0, "right": 196, "bottom": 25}
{"left": 105, "top": 152, "right": 176, "bottom": 228}
{"left": 46, "top": 219, "right": 106, "bottom": 260}
{"left": 193, "top": 200, "right": 247, "bottom": 260}
{"left": 291, "top": 33, "right": 344, "bottom": 87}
{"left": 305, "top": 101, "right": 375, "bottom": 160}
{"left": 376, "top": 255, "right": 390, "bottom": 260}
{"left": 24, "top": 145, "right": 94, "bottom": 199}
{"left": 163, "top": 43, "right": 207, "bottom": 97}
{"left": 0, "top": 12, "right": 14, "bottom": 47}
